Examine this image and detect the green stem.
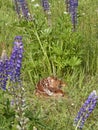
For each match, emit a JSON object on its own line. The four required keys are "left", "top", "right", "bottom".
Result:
{"left": 35, "top": 31, "right": 52, "bottom": 75}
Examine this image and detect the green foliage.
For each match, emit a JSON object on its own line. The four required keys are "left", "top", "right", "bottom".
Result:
{"left": 0, "top": 91, "right": 15, "bottom": 130}
{"left": 0, "top": 0, "right": 98, "bottom": 130}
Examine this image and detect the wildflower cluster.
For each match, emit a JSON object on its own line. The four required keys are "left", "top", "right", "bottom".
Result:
{"left": 0, "top": 36, "right": 28, "bottom": 130}
{"left": 14, "top": 0, "right": 32, "bottom": 20}
{"left": 41, "top": 0, "right": 51, "bottom": 26}
{"left": 9, "top": 36, "right": 23, "bottom": 82}
{"left": 74, "top": 90, "right": 98, "bottom": 129}
{"left": 0, "top": 36, "right": 23, "bottom": 90}
{"left": 0, "top": 50, "right": 9, "bottom": 90}
{"left": 41, "top": 0, "right": 50, "bottom": 12}
{"left": 66, "top": 0, "right": 78, "bottom": 31}
{"left": 14, "top": 82, "right": 29, "bottom": 130}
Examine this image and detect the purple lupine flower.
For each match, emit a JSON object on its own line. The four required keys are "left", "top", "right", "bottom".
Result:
{"left": 9, "top": 36, "right": 23, "bottom": 82}
{"left": 69, "top": 0, "right": 78, "bottom": 31}
{"left": 18, "top": 0, "right": 30, "bottom": 20}
{"left": 0, "top": 50, "right": 9, "bottom": 90}
{"left": 74, "top": 90, "right": 98, "bottom": 129}
{"left": 0, "top": 60, "right": 5, "bottom": 90}
{"left": 41, "top": 0, "right": 51, "bottom": 26}
{"left": 14, "top": 0, "right": 32, "bottom": 20}
{"left": 41, "top": 0, "right": 50, "bottom": 11}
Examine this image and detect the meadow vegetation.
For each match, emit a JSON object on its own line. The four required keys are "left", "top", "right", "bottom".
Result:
{"left": 0, "top": 0, "right": 98, "bottom": 130}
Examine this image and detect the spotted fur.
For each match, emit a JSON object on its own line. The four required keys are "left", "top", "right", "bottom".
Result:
{"left": 35, "top": 76, "right": 66, "bottom": 97}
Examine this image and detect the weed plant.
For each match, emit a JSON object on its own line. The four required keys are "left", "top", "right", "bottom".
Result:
{"left": 0, "top": 0, "right": 98, "bottom": 130}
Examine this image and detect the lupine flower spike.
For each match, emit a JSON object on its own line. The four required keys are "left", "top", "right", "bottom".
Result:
{"left": 41, "top": 0, "right": 50, "bottom": 12}
{"left": 74, "top": 90, "right": 98, "bottom": 130}
{"left": 69, "top": 0, "right": 78, "bottom": 31}
{"left": 41, "top": 0, "right": 51, "bottom": 26}
{"left": 8, "top": 36, "right": 28, "bottom": 130}
{"left": 14, "top": 0, "right": 33, "bottom": 20}
{"left": 9, "top": 36, "right": 23, "bottom": 82}
{"left": 0, "top": 50, "right": 9, "bottom": 90}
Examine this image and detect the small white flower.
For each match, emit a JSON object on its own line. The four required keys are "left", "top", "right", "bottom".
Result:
{"left": 5, "top": 23, "right": 8, "bottom": 26}
{"left": 21, "top": 87, "right": 25, "bottom": 91}
{"left": 92, "top": 90, "right": 97, "bottom": 95}
{"left": 47, "top": 11, "right": 51, "bottom": 15}
{"left": 34, "top": 4, "right": 40, "bottom": 8}
{"left": 71, "top": 103, "right": 74, "bottom": 106}
{"left": 33, "top": 126, "right": 37, "bottom": 130}
{"left": 31, "top": 0, "right": 35, "bottom": 2}
{"left": 49, "top": 3, "right": 51, "bottom": 6}
{"left": 64, "top": 11, "right": 68, "bottom": 15}
{"left": 82, "top": 13, "right": 85, "bottom": 15}
{"left": 28, "top": 12, "right": 31, "bottom": 16}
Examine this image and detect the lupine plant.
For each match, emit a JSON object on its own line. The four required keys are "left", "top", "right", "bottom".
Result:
{"left": 0, "top": 50, "right": 9, "bottom": 90}
{"left": 7, "top": 36, "right": 28, "bottom": 130}
{"left": 41, "top": 0, "right": 51, "bottom": 26}
{"left": 14, "top": 0, "right": 32, "bottom": 20}
{"left": 8, "top": 36, "right": 23, "bottom": 82}
{"left": 0, "top": 36, "right": 23, "bottom": 89}
{"left": 74, "top": 90, "right": 98, "bottom": 130}
{"left": 41, "top": 0, "right": 50, "bottom": 12}
{"left": 13, "top": 82, "right": 29, "bottom": 130}
{"left": 69, "top": 0, "right": 78, "bottom": 31}
{"left": 0, "top": 36, "right": 28, "bottom": 130}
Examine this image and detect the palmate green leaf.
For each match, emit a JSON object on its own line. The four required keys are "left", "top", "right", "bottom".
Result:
{"left": 68, "top": 56, "right": 82, "bottom": 67}
{"left": 52, "top": 56, "right": 68, "bottom": 68}
{"left": 52, "top": 46, "right": 63, "bottom": 56}
{"left": 41, "top": 28, "right": 52, "bottom": 38}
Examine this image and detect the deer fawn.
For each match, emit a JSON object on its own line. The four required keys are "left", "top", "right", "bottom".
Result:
{"left": 35, "top": 76, "right": 66, "bottom": 97}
